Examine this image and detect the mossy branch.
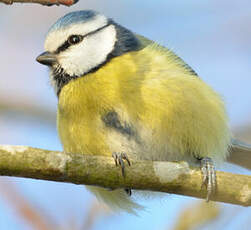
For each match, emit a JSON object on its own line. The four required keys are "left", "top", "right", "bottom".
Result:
{"left": 0, "top": 145, "right": 250, "bottom": 207}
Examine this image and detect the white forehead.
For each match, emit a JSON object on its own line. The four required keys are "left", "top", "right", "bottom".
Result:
{"left": 44, "top": 12, "right": 108, "bottom": 52}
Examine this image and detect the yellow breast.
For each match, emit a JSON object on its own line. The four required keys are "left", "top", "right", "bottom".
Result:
{"left": 57, "top": 43, "right": 231, "bottom": 162}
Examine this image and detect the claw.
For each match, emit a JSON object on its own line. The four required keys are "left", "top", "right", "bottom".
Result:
{"left": 200, "top": 157, "right": 217, "bottom": 201}
{"left": 112, "top": 152, "right": 132, "bottom": 196}
{"left": 112, "top": 152, "right": 131, "bottom": 177}
{"left": 112, "top": 152, "right": 119, "bottom": 166}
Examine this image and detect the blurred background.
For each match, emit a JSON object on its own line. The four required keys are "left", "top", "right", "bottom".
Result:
{"left": 0, "top": 0, "right": 251, "bottom": 229}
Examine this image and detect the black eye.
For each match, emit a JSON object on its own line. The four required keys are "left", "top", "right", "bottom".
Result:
{"left": 68, "top": 35, "right": 82, "bottom": 45}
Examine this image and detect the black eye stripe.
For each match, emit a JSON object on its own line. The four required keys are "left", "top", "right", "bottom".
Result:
{"left": 55, "top": 23, "right": 111, "bottom": 54}
{"left": 55, "top": 40, "right": 71, "bottom": 54}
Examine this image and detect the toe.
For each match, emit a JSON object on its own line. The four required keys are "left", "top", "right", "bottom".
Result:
{"left": 121, "top": 152, "right": 131, "bottom": 166}
{"left": 200, "top": 157, "right": 217, "bottom": 201}
{"left": 112, "top": 152, "right": 131, "bottom": 177}
{"left": 112, "top": 152, "right": 119, "bottom": 166}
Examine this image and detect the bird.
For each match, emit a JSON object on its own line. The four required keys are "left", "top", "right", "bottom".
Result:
{"left": 36, "top": 10, "right": 231, "bottom": 213}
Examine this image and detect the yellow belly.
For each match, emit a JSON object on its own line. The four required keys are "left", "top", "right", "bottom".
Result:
{"left": 57, "top": 46, "right": 231, "bottom": 163}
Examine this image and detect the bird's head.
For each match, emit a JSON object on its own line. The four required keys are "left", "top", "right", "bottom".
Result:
{"left": 36, "top": 10, "right": 141, "bottom": 96}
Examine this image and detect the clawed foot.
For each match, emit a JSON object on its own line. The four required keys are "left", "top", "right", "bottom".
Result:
{"left": 112, "top": 152, "right": 132, "bottom": 196}
{"left": 200, "top": 157, "right": 217, "bottom": 201}
{"left": 112, "top": 152, "right": 131, "bottom": 177}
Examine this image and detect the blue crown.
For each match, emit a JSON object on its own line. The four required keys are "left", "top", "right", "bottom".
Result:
{"left": 48, "top": 10, "right": 98, "bottom": 34}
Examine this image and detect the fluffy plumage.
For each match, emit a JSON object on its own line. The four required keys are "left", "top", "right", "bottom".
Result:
{"left": 37, "top": 10, "right": 231, "bottom": 213}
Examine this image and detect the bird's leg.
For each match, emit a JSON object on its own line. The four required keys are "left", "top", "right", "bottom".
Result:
{"left": 112, "top": 152, "right": 132, "bottom": 196}
{"left": 199, "top": 157, "right": 217, "bottom": 201}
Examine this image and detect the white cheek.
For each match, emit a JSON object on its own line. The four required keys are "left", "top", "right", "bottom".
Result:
{"left": 58, "top": 25, "right": 117, "bottom": 76}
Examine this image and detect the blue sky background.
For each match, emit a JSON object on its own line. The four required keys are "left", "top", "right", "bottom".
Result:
{"left": 0, "top": 0, "right": 250, "bottom": 229}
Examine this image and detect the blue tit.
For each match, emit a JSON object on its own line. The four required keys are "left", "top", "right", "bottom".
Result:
{"left": 36, "top": 10, "right": 231, "bottom": 213}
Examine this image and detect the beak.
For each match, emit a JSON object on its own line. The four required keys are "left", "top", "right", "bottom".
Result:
{"left": 36, "top": 51, "right": 57, "bottom": 66}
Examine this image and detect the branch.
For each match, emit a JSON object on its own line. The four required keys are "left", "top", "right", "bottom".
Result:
{"left": 229, "top": 139, "right": 251, "bottom": 170}
{"left": 173, "top": 201, "right": 220, "bottom": 230}
{"left": 0, "top": 97, "right": 56, "bottom": 125}
{"left": 0, "top": 0, "right": 78, "bottom": 6}
{"left": 0, "top": 180, "right": 57, "bottom": 230}
{"left": 0, "top": 145, "right": 250, "bottom": 207}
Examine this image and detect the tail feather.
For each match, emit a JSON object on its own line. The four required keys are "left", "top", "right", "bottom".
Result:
{"left": 86, "top": 186, "right": 144, "bottom": 214}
